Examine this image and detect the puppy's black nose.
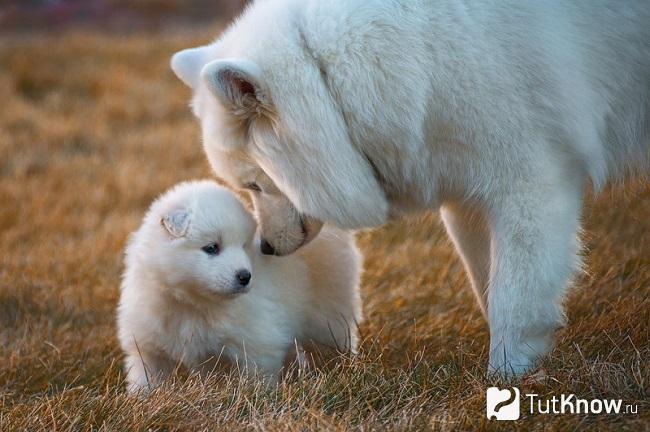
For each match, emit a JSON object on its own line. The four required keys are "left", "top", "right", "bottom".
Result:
{"left": 260, "top": 238, "right": 276, "bottom": 255}
{"left": 235, "top": 269, "right": 251, "bottom": 287}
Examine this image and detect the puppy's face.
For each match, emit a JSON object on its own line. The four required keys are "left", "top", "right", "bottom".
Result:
{"left": 154, "top": 186, "right": 257, "bottom": 299}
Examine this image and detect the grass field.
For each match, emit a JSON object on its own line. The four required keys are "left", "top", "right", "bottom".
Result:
{"left": 0, "top": 30, "right": 648, "bottom": 430}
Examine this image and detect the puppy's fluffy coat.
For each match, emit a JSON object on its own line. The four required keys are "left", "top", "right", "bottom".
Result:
{"left": 117, "top": 181, "right": 361, "bottom": 392}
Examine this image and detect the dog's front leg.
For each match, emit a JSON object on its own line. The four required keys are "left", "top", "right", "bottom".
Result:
{"left": 486, "top": 175, "right": 583, "bottom": 376}
{"left": 124, "top": 349, "right": 175, "bottom": 394}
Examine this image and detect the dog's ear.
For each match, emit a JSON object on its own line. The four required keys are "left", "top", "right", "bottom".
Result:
{"left": 200, "top": 59, "right": 268, "bottom": 110}
{"left": 171, "top": 47, "right": 209, "bottom": 89}
{"left": 161, "top": 208, "right": 190, "bottom": 238}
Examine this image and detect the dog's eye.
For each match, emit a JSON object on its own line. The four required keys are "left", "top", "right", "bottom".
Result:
{"left": 244, "top": 182, "right": 261, "bottom": 192}
{"left": 201, "top": 243, "right": 220, "bottom": 255}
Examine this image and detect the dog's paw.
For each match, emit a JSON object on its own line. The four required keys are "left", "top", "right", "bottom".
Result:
{"left": 487, "top": 342, "right": 546, "bottom": 378}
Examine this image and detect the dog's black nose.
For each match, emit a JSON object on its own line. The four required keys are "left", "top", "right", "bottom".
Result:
{"left": 260, "top": 238, "right": 276, "bottom": 255}
{"left": 235, "top": 269, "right": 251, "bottom": 286}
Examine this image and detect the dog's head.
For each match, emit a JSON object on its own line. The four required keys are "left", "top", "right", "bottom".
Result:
{"left": 140, "top": 181, "right": 256, "bottom": 301}
{"left": 205, "top": 148, "right": 324, "bottom": 256}
{"left": 170, "top": 22, "right": 388, "bottom": 255}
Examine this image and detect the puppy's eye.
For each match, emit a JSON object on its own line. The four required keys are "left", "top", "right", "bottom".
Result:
{"left": 201, "top": 243, "right": 220, "bottom": 255}
{"left": 244, "top": 182, "right": 261, "bottom": 192}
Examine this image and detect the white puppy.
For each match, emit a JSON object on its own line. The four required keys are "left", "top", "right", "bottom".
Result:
{"left": 117, "top": 181, "right": 361, "bottom": 393}
{"left": 171, "top": 0, "right": 650, "bottom": 376}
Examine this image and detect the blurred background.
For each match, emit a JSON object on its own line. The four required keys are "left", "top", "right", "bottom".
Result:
{"left": 0, "top": 0, "right": 248, "bottom": 32}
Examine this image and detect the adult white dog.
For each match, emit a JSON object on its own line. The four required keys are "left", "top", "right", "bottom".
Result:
{"left": 171, "top": 0, "right": 650, "bottom": 375}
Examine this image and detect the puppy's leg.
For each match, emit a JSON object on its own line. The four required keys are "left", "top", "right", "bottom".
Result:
{"left": 441, "top": 203, "right": 491, "bottom": 318}
{"left": 124, "top": 348, "right": 174, "bottom": 393}
{"left": 486, "top": 174, "right": 582, "bottom": 376}
{"left": 229, "top": 345, "right": 286, "bottom": 385}
{"left": 192, "top": 352, "right": 229, "bottom": 379}
{"left": 281, "top": 341, "right": 310, "bottom": 379}
{"left": 285, "top": 340, "right": 309, "bottom": 370}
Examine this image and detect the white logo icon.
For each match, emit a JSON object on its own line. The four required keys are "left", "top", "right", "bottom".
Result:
{"left": 486, "top": 387, "right": 521, "bottom": 420}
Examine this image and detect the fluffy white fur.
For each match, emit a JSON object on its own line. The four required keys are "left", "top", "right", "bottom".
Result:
{"left": 117, "top": 181, "right": 362, "bottom": 392}
{"left": 171, "top": 0, "right": 650, "bottom": 376}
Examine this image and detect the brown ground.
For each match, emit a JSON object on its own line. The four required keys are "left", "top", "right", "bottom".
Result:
{"left": 0, "top": 30, "right": 648, "bottom": 431}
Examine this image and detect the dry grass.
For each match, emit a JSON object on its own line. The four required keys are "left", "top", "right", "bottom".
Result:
{"left": 0, "top": 30, "right": 648, "bottom": 431}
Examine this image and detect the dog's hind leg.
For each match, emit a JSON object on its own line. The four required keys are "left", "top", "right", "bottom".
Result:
{"left": 441, "top": 202, "right": 491, "bottom": 318}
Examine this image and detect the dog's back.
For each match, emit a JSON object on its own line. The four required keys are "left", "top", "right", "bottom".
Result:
{"left": 293, "top": 0, "right": 650, "bottom": 189}
{"left": 550, "top": 0, "right": 650, "bottom": 184}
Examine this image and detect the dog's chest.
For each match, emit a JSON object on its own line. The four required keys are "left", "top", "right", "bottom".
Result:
{"left": 165, "top": 304, "right": 290, "bottom": 370}
{"left": 164, "top": 317, "right": 225, "bottom": 366}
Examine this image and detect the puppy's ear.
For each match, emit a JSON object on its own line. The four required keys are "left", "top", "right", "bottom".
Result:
{"left": 171, "top": 47, "right": 210, "bottom": 89}
{"left": 161, "top": 209, "right": 190, "bottom": 238}
{"left": 201, "top": 59, "right": 268, "bottom": 110}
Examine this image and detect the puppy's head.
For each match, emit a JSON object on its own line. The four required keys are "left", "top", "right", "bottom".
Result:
{"left": 143, "top": 181, "right": 256, "bottom": 301}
